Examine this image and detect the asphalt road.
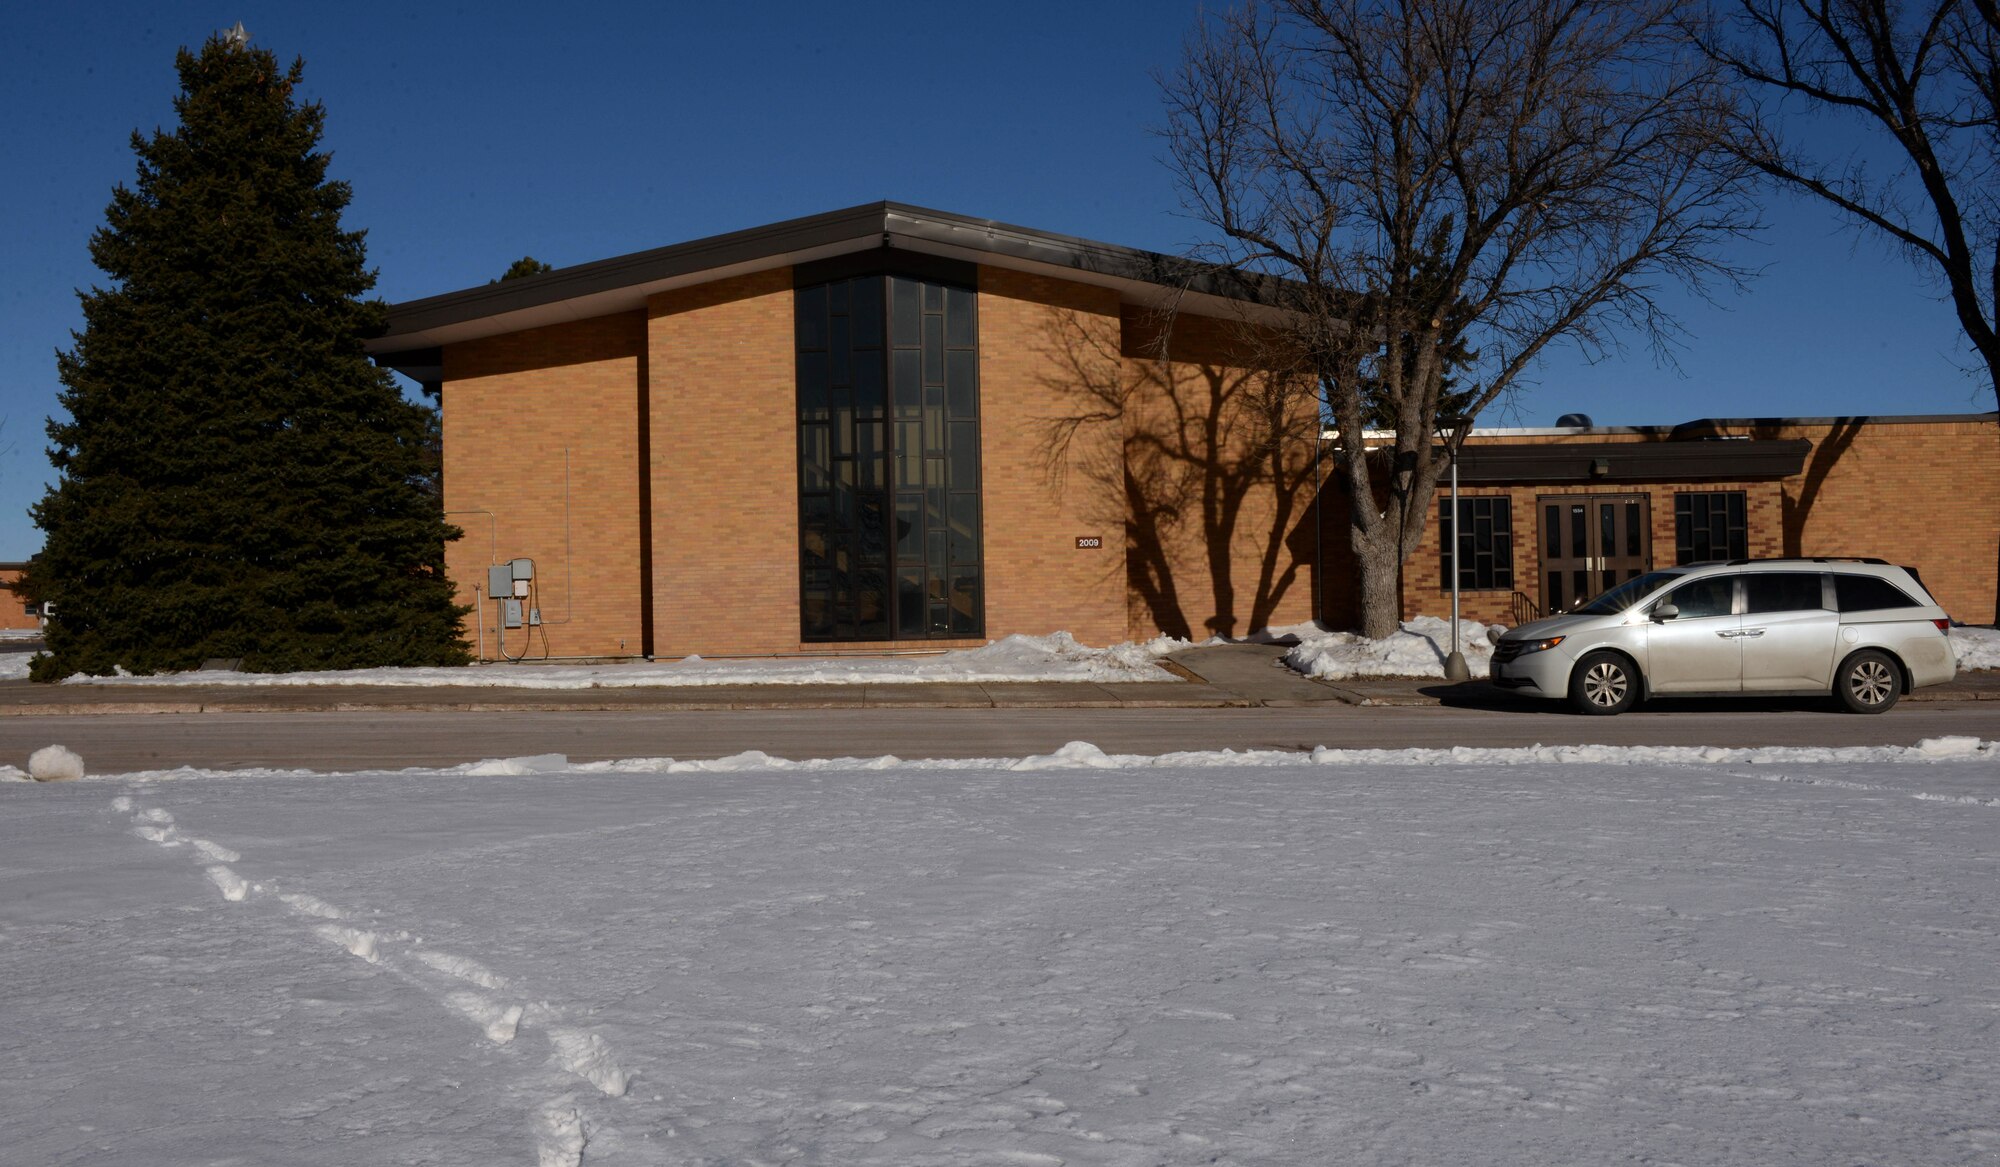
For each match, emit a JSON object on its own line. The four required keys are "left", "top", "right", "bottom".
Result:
{"left": 5, "top": 701, "right": 1998, "bottom": 773}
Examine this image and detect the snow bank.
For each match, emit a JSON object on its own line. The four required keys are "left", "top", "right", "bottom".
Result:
{"left": 1950, "top": 624, "right": 2000, "bottom": 671}
{"left": 27, "top": 745, "right": 84, "bottom": 782}
{"left": 49, "top": 737, "right": 1997, "bottom": 786}
{"left": 0, "top": 654, "right": 32, "bottom": 682}
{"left": 546, "top": 736, "right": 1998, "bottom": 778}
{"left": 462, "top": 753, "right": 570, "bottom": 776}
{"left": 52, "top": 631, "right": 1190, "bottom": 688}
{"left": 32, "top": 622, "right": 1994, "bottom": 690}
{"left": 1284, "top": 615, "right": 1505, "bottom": 680}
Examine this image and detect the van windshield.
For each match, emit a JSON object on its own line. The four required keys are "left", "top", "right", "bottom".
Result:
{"left": 1573, "top": 570, "right": 1685, "bottom": 616}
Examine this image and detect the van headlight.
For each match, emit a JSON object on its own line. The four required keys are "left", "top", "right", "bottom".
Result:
{"left": 1507, "top": 635, "right": 1565, "bottom": 658}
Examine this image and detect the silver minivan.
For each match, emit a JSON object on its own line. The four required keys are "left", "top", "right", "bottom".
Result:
{"left": 1490, "top": 559, "right": 1957, "bottom": 714}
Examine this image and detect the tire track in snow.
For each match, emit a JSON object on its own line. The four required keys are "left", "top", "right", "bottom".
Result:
{"left": 108, "top": 793, "right": 633, "bottom": 1164}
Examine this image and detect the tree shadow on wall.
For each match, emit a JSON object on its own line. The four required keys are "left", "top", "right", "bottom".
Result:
{"left": 1751, "top": 417, "right": 1864, "bottom": 556}
{"left": 1034, "top": 306, "right": 1325, "bottom": 641}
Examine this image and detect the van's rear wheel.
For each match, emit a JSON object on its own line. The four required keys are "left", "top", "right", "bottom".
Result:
{"left": 1570, "top": 651, "right": 1639, "bottom": 715}
{"left": 1835, "top": 650, "right": 1901, "bottom": 714}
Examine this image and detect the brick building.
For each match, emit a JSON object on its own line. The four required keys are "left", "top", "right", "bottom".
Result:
{"left": 1394, "top": 414, "right": 2000, "bottom": 629}
{"left": 368, "top": 204, "right": 2000, "bottom": 659}
{"left": 0, "top": 563, "right": 41, "bottom": 632}
{"left": 369, "top": 203, "right": 1325, "bottom": 659}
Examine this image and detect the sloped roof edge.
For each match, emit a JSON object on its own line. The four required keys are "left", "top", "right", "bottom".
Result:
{"left": 367, "top": 202, "right": 1285, "bottom": 374}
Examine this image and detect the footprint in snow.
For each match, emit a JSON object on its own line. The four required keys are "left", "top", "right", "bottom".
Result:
{"left": 277, "top": 893, "right": 345, "bottom": 920}
{"left": 445, "top": 991, "right": 524, "bottom": 1044}
{"left": 313, "top": 924, "right": 380, "bottom": 964}
{"left": 414, "top": 948, "right": 508, "bottom": 990}
{"left": 536, "top": 1099, "right": 586, "bottom": 1167}
{"left": 112, "top": 793, "right": 635, "bottom": 1162}
{"left": 545, "top": 1027, "right": 631, "bottom": 1097}
{"left": 204, "top": 865, "right": 253, "bottom": 902}
{"left": 189, "top": 838, "right": 241, "bottom": 863}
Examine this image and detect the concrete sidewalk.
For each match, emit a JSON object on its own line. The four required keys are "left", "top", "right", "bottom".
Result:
{"left": 1, "top": 641, "right": 1994, "bottom": 715}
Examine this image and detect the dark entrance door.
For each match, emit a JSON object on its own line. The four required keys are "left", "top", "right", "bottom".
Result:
{"left": 1539, "top": 494, "right": 1652, "bottom": 614}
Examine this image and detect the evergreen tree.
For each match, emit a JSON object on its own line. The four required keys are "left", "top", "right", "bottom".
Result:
{"left": 494, "top": 256, "right": 554, "bottom": 282}
{"left": 30, "top": 30, "right": 468, "bottom": 679}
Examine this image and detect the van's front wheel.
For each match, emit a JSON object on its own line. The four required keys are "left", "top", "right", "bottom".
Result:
{"left": 1570, "top": 652, "right": 1639, "bottom": 715}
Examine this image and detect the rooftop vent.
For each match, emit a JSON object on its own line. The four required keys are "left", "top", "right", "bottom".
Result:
{"left": 1555, "top": 413, "right": 1594, "bottom": 428}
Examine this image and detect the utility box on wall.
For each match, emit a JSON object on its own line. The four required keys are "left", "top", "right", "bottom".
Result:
{"left": 488, "top": 559, "right": 536, "bottom": 629}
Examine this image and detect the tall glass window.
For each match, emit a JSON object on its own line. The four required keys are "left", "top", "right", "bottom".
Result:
{"left": 797, "top": 274, "right": 981, "bottom": 640}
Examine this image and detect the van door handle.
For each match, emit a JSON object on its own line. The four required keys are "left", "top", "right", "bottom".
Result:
{"left": 1739, "top": 628, "right": 1765, "bottom": 638}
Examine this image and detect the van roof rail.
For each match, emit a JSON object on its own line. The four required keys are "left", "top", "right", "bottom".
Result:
{"left": 1721, "top": 556, "right": 1890, "bottom": 566}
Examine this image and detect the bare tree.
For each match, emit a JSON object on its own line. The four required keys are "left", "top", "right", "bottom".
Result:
{"left": 1162, "top": 0, "right": 1759, "bottom": 636}
{"left": 1695, "top": 0, "right": 2000, "bottom": 408}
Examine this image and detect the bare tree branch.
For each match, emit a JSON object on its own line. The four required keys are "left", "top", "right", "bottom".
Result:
{"left": 1693, "top": 0, "right": 2000, "bottom": 406}
{"left": 1162, "top": 0, "right": 1759, "bottom": 635}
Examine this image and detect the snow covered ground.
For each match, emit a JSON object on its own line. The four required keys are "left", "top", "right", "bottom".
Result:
{"left": 5, "top": 739, "right": 1999, "bottom": 1165}
{"left": 11, "top": 622, "right": 1996, "bottom": 687}
{"left": 37, "top": 632, "right": 1188, "bottom": 688}
{"left": 1283, "top": 616, "right": 1507, "bottom": 680}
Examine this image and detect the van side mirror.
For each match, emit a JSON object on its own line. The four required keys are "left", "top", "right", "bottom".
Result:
{"left": 1651, "top": 603, "right": 1679, "bottom": 622}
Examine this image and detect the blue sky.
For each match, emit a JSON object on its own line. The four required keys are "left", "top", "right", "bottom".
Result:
{"left": 1, "top": 1, "right": 1990, "bottom": 561}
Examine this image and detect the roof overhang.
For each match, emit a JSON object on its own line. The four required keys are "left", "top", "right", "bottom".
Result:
{"left": 367, "top": 202, "right": 1290, "bottom": 381}
{"left": 1455, "top": 440, "right": 1813, "bottom": 484}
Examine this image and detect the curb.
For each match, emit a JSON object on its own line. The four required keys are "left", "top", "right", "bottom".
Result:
{"left": 0, "top": 693, "right": 1264, "bottom": 716}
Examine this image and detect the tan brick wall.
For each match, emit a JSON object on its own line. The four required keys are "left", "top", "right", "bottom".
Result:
{"left": 1742, "top": 417, "right": 2000, "bottom": 623}
{"left": 0, "top": 568, "right": 39, "bottom": 631}
{"left": 975, "top": 267, "right": 1129, "bottom": 646}
{"left": 647, "top": 269, "right": 800, "bottom": 655}
{"left": 441, "top": 312, "right": 647, "bottom": 659}
{"left": 1117, "top": 306, "right": 1321, "bottom": 641}
{"left": 441, "top": 266, "right": 1339, "bottom": 656}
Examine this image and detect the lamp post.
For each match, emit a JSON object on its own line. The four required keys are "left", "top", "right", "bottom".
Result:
{"left": 1439, "top": 415, "right": 1472, "bottom": 682}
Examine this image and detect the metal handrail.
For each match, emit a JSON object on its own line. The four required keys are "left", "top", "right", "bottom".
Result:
{"left": 1509, "top": 591, "right": 1542, "bottom": 626}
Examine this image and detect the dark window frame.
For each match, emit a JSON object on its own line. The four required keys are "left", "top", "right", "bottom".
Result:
{"left": 1674, "top": 491, "right": 1748, "bottom": 564}
{"left": 1438, "top": 496, "right": 1514, "bottom": 592}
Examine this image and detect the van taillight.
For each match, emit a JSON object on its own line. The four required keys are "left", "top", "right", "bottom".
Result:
{"left": 1934, "top": 619, "right": 1950, "bottom": 631}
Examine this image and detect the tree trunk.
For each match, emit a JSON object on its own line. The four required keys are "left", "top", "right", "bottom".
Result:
{"left": 1351, "top": 522, "right": 1404, "bottom": 639}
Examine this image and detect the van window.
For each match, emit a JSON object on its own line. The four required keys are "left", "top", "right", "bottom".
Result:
{"left": 1664, "top": 575, "right": 1735, "bottom": 619}
{"left": 1834, "top": 574, "right": 1918, "bottom": 612}
{"left": 1575, "top": 569, "right": 1684, "bottom": 615}
{"left": 1744, "top": 572, "right": 1826, "bottom": 614}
